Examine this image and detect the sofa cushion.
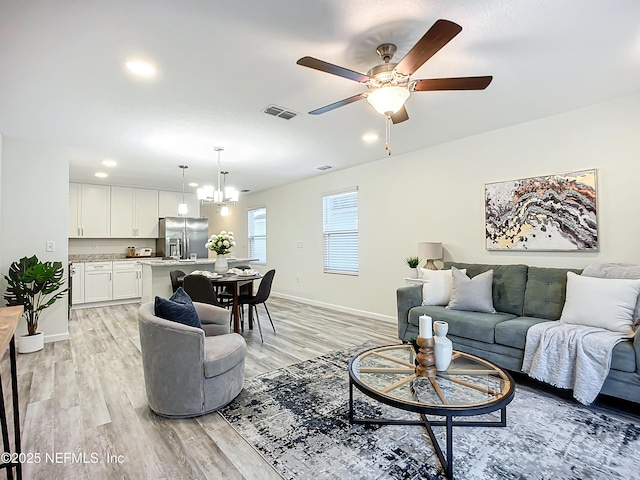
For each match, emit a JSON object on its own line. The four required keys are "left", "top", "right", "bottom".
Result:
{"left": 447, "top": 268, "right": 496, "bottom": 313}
{"left": 523, "top": 267, "right": 582, "bottom": 320}
{"left": 445, "top": 262, "right": 528, "bottom": 316}
{"left": 409, "top": 305, "right": 516, "bottom": 343}
{"left": 495, "top": 316, "right": 553, "bottom": 350}
{"left": 204, "top": 333, "right": 247, "bottom": 378}
{"left": 560, "top": 272, "right": 640, "bottom": 336}
{"left": 154, "top": 287, "right": 201, "bottom": 329}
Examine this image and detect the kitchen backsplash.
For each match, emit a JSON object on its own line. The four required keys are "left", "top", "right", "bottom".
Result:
{"left": 68, "top": 238, "right": 156, "bottom": 256}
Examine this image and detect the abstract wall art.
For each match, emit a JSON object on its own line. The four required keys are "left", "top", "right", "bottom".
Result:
{"left": 485, "top": 169, "right": 598, "bottom": 251}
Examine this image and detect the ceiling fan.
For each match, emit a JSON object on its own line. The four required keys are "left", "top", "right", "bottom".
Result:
{"left": 296, "top": 19, "right": 493, "bottom": 126}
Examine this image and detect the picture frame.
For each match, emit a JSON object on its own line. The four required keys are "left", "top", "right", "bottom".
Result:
{"left": 485, "top": 169, "right": 598, "bottom": 251}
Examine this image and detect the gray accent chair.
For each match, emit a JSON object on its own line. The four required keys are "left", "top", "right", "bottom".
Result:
{"left": 138, "top": 301, "right": 246, "bottom": 418}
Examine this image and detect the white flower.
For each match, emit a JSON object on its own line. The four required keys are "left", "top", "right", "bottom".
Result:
{"left": 220, "top": 230, "right": 227, "bottom": 235}
{"left": 223, "top": 240, "right": 230, "bottom": 247}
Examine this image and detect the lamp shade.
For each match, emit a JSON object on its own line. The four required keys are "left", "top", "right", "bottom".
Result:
{"left": 418, "top": 242, "right": 443, "bottom": 260}
{"left": 366, "top": 86, "right": 410, "bottom": 115}
{"left": 197, "top": 185, "right": 214, "bottom": 200}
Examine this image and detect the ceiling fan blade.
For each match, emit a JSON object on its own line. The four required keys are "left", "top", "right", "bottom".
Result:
{"left": 391, "top": 106, "right": 409, "bottom": 124}
{"left": 309, "top": 94, "right": 366, "bottom": 115}
{"left": 413, "top": 76, "right": 493, "bottom": 91}
{"left": 297, "top": 57, "right": 370, "bottom": 83}
{"left": 395, "top": 19, "right": 463, "bottom": 76}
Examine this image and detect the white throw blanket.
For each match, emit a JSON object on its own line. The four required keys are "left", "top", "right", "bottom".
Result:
{"left": 522, "top": 321, "right": 626, "bottom": 405}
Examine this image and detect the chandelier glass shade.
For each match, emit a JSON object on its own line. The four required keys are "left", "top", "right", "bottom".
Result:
{"left": 196, "top": 147, "right": 239, "bottom": 213}
{"left": 366, "top": 86, "right": 410, "bottom": 115}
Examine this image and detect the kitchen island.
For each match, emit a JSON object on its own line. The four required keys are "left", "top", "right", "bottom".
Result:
{"left": 139, "top": 258, "right": 257, "bottom": 304}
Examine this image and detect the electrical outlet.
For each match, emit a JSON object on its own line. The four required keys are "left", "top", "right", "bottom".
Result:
{"left": 45, "top": 241, "right": 55, "bottom": 252}
{"left": 296, "top": 241, "right": 303, "bottom": 248}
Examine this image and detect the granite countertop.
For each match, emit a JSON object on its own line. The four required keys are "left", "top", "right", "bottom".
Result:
{"left": 69, "top": 254, "right": 257, "bottom": 266}
{"left": 137, "top": 257, "right": 255, "bottom": 267}
{"left": 68, "top": 253, "right": 162, "bottom": 263}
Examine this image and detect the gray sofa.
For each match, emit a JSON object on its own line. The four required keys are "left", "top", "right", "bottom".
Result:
{"left": 397, "top": 262, "right": 640, "bottom": 403}
{"left": 139, "top": 301, "right": 246, "bottom": 417}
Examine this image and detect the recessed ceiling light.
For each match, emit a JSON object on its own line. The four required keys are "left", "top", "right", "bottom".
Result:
{"left": 188, "top": 182, "right": 198, "bottom": 187}
{"left": 362, "top": 132, "right": 379, "bottom": 142}
{"left": 94, "top": 172, "right": 108, "bottom": 178}
{"left": 102, "top": 159, "right": 117, "bottom": 167}
{"left": 126, "top": 59, "right": 156, "bottom": 78}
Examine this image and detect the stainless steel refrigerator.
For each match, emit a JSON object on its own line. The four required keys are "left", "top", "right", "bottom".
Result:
{"left": 156, "top": 217, "right": 209, "bottom": 260}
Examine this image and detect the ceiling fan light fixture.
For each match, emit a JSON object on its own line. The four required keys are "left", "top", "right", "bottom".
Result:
{"left": 366, "top": 86, "right": 410, "bottom": 115}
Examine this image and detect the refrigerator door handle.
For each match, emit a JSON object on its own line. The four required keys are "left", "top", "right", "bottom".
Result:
{"left": 183, "top": 229, "right": 187, "bottom": 259}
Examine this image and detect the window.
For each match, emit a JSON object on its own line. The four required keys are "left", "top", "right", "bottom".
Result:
{"left": 248, "top": 207, "right": 267, "bottom": 264}
{"left": 322, "top": 189, "right": 358, "bottom": 274}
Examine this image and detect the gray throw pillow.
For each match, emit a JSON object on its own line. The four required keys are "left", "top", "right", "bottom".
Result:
{"left": 154, "top": 287, "right": 202, "bottom": 329}
{"left": 447, "top": 267, "right": 496, "bottom": 314}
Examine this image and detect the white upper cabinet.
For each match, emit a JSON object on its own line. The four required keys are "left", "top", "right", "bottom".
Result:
{"left": 135, "top": 188, "right": 160, "bottom": 237}
{"left": 69, "top": 183, "right": 111, "bottom": 238}
{"left": 110, "top": 187, "right": 159, "bottom": 238}
{"left": 158, "top": 191, "right": 200, "bottom": 218}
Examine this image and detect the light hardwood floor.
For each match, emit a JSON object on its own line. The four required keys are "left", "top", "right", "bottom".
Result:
{"left": 1, "top": 297, "right": 399, "bottom": 480}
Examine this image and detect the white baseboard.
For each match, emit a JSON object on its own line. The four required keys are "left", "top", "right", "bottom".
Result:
{"left": 45, "top": 332, "right": 70, "bottom": 343}
{"left": 271, "top": 291, "right": 396, "bottom": 324}
{"left": 72, "top": 298, "right": 141, "bottom": 309}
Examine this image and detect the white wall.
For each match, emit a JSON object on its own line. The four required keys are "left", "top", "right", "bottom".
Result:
{"left": 228, "top": 92, "right": 640, "bottom": 321}
{"left": 0, "top": 136, "right": 70, "bottom": 342}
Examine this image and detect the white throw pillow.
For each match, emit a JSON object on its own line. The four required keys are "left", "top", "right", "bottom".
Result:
{"left": 421, "top": 268, "right": 466, "bottom": 306}
{"left": 560, "top": 272, "right": 640, "bottom": 336}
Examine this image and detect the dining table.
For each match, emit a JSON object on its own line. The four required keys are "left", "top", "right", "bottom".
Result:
{"left": 180, "top": 272, "right": 262, "bottom": 334}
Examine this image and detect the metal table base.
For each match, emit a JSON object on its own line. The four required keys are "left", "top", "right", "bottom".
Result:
{"left": 349, "top": 378, "right": 507, "bottom": 480}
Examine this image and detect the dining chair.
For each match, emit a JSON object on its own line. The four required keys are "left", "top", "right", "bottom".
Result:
{"left": 183, "top": 274, "right": 224, "bottom": 307}
{"left": 170, "top": 269, "right": 186, "bottom": 293}
{"left": 238, "top": 269, "right": 276, "bottom": 342}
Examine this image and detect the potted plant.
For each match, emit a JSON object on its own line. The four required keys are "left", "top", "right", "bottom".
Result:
{"left": 405, "top": 256, "right": 420, "bottom": 278}
{"left": 3, "top": 255, "right": 68, "bottom": 353}
{"left": 205, "top": 231, "right": 236, "bottom": 274}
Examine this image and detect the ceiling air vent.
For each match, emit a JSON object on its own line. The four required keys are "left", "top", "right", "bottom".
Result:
{"left": 317, "top": 165, "right": 332, "bottom": 171}
{"left": 263, "top": 104, "right": 298, "bottom": 120}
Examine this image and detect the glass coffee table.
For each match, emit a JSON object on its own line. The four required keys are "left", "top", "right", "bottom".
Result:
{"left": 348, "top": 344, "right": 515, "bottom": 480}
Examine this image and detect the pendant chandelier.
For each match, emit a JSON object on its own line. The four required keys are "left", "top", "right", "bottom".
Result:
{"left": 196, "top": 146, "right": 239, "bottom": 216}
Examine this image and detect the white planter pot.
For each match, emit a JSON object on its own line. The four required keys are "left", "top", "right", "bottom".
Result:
{"left": 19, "top": 332, "right": 44, "bottom": 354}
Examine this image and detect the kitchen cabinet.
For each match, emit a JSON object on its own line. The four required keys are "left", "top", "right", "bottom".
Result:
{"left": 84, "top": 262, "right": 112, "bottom": 303}
{"left": 112, "top": 261, "right": 142, "bottom": 300}
{"left": 69, "top": 183, "right": 111, "bottom": 238}
{"left": 159, "top": 190, "right": 200, "bottom": 218}
{"left": 70, "top": 262, "right": 85, "bottom": 305}
{"left": 110, "top": 187, "right": 159, "bottom": 238}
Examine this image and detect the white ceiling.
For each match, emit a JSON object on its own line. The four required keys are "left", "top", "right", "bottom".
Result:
{"left": 1, "top": 1, "right": 639, "bottom": 195}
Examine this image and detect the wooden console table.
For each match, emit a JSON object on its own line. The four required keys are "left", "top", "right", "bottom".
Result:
{"left": 0, "top": 306, "right": 23, "bottom": 480}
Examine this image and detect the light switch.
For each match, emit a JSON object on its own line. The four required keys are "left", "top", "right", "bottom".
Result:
{"left": 296, "top": 241, "right": 303, "bottom": 248}
{"left": 46, "top": 241, "right": 55, "bottom": 252}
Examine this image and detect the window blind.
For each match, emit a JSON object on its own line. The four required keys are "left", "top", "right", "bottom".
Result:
{"left": 322, "top": 190, "right": 358, "bottom": 274}
{"left": 248, "top": 207, "right": 267, "bottom": 264}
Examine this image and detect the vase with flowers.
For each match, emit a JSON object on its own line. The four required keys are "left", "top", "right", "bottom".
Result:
{"left": 206, "top": 231, "right": 236, "bottom": 274}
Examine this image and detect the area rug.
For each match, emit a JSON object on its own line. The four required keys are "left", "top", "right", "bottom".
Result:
{"left": 220, "top": 345, "right": 640, "bottom": 480}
